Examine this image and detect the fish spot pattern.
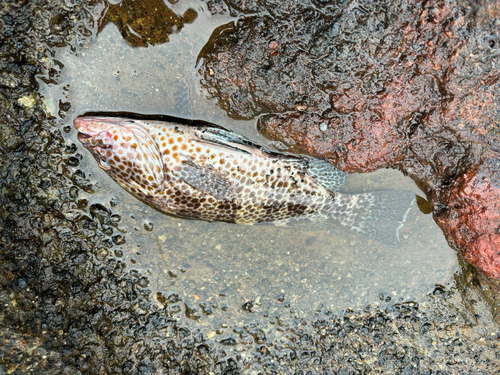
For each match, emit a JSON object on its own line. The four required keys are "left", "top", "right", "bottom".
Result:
{"left": 76, "top": 118, "right": 416, "bottom": 247}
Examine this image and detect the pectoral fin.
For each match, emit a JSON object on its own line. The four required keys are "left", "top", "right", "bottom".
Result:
{"left": 172, "top": 155, "right": 234, "bottom": 199}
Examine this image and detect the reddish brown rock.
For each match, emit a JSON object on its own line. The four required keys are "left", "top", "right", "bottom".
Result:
{"left": 199, "top": 0, "right": 500, "bottom": 278}
{"left": 436, "top": 160, "right": 500, "bottom": 279}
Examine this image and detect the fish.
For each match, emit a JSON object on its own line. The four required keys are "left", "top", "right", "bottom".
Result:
{"left": 74, "top": 116, "right": 415, "bottom": 247}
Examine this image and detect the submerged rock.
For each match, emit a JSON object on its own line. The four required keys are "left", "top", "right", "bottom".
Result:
{"left": 99, "top": 0, "right": 197, "bottom": 47}
{"left": 199, "top": 0, "right": 500, "bottom": 278}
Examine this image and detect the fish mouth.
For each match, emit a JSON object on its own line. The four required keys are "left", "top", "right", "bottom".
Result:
{"left": 77, "top": 132, "right": 92, "bottom": 142}
{"left": 74, "top": 118, "right": 97, "bottom": 143}
{"left": 76, "top": 130, "right": 113, "bottom": 150}
{"left": 74, "top": 117, "right": 116, "bottom": 148}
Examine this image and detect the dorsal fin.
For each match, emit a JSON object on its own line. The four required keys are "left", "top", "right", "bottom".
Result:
{"left": 190, "top": 126, "right": 276, "bottom": 156}
{"left": 196, "top": 127, "right": 254, "bottom": 146}
{"left": 193, "top": 138, "right": 251, "bottom": 155}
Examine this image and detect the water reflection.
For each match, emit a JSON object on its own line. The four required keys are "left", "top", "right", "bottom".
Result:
{"left": 99, "top": 0, "right": 198, "bottom": 47}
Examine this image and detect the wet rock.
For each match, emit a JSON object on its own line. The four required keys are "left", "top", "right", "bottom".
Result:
{"left": 199, "top": 302, "right": 214, "bottom": 315}
{"left": 220, "top": 336, "right": 237, "bottom": 345}
{"left": 0, "top": 123, "right": 22, "bottom": 151}
{"left": 184, "top": 303, "right": 201, "bottom": 320}
{"left": 437, "top": 161, "right": 500, "bottom": 279}
{"left": 276, "top": 292, "right": 285, "bottom": 303}
{"left": 199, "top": 0, "right": 500, "bottom": 278}
{"left": 0, "top": 70, "right": 20, "bottom": 88}
{"left": 0, "top": 92, "right": 10, "bottom": 111}
{"left": 242, "top": 300, "right": 254, "bottom": 312}
{"left": 99, "top": 0, "right": 197, "bottom": 47}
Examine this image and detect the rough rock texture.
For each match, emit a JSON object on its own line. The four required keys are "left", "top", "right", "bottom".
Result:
{"left": 199, "top": 0, "right": 500, "bottom": 278}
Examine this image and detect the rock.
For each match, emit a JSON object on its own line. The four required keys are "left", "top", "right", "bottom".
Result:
{"left": 17, "top": 93, "right": 36, "bottom": 108}
{"left": 99, "top": 0, "right": 197, "bottom": 47}
{"left": 0, "top": 123, "right": 22, "bottom": 151}
{"left": 199, "top": 0, "right": 500, "bottom": 278}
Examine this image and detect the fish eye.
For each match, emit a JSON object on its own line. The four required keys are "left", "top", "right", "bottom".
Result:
{"left": 98, "top": 158, "right": 111, "bottom": 170}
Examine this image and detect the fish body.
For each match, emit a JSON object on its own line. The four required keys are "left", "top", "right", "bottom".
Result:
{"left": 75, "top": 116, "right": 414, "bottom": 247}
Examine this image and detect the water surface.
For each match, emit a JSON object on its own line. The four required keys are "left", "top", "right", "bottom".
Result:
{"left": 38, "top": 0, "right": 458, "bottom": 332}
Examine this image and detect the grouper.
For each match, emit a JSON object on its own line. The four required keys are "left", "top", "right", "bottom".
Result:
{"left": 75, "top": 116, "right": 415, "bottom": 247}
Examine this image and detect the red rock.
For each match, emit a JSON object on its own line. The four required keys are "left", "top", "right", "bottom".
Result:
{"left": 199, "top": 0, "right": 500, "bottom": 278}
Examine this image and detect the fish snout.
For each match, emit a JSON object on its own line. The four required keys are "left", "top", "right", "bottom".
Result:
{"left": 74, "top": 117, "right": 115, "bottom": 148}
{"left": 74, "top": 116, "right": 117, "bottom": 132}
{"left": 74, "top": 116, "right": 94, "bottom": 133}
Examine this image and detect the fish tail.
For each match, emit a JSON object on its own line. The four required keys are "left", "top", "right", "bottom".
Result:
{"left": 328, "top": 191, "right": 416, "bottom": 248}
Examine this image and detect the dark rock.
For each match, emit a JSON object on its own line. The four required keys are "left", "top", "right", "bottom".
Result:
{"left": 199, "top": 0, "right": 500, "bottom": 278}
{"left": 0, "top": 123, "right": 22, "bottom": 151}
{"left": 99, "top": 0, "right": 198, "bottom": 47}
{"left": 242, "top": 300, "right": 254, "bottom": 312}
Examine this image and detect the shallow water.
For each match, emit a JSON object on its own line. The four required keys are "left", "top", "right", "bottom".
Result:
{"left": 38, "top": 0, "right": 457, "bottom": 332}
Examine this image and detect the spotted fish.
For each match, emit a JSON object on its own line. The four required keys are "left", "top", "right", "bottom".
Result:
{"left": 75, "top": 116, "right": 415, "bottom": 247}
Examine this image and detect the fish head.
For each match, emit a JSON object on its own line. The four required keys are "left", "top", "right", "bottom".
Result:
{"left": 75, "top": 116, "right": 165, "bottom": 197}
